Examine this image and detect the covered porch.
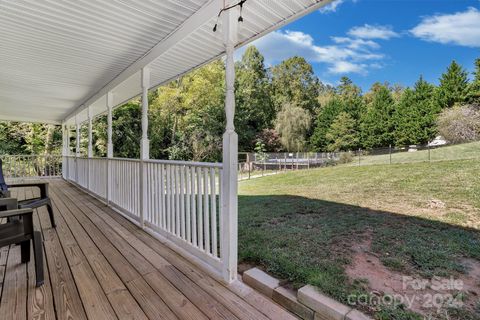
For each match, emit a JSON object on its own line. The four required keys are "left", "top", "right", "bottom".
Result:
{"left": 0, "top": 180, "right": 295, "bottom": 319}
{"left": 0, "top": 1, "right": 332, "bottom": 319}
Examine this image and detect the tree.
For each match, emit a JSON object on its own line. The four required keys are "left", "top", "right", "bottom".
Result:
{"left": 360, "top": 83, "right": 396, "bottom": 148}
{"left": 149, "top": 81, "right": 186, "bottom": 160}
{"left": 92, "top": 115, "right": 107, "bottom": 157}
{"left": 254, "top": 140, "right": 267, "bottom": 162}
{"left": 275, "top": 103, "right": 311, "bottom": 152}
{"left": 255, "top": 129, "right": 282, "bottom": 152}
{"left": 271, "top": 56, "right": 320, "bottom": 114}
{"left": 437, "top": 104, "right": 480, "bottom": 143}
{"left": 0, "top": 121, "right": 28, "bottom": 155}
{"left": 393, "top": 88, "right": 416, "bottom": 146}
{"left": 0, "top": 122, "right": 62, "bottom": 156}
{"left": 325, "top": 112, "right": 358, "bottom": 151}
{"left": 436, "top": 60, "right": 468, "bottom": 109}
{"left": 181, "top": 60, "right": 225, "bottom": 161}
{"left": 394, "top": 77, "right": 439, "bottom": 146}
{"left": 235, "top": 46, "right": 273, "bottom": 150}
{"left": 310, "top": 97, "right": 344, "bottom": 151}
{"left": 466, "top": 58, "right": 480, "bottom": 104}
{"left": 337, "top": 76, "right": 363, "bottom": 120}
{"left": 413, "top": 76, "right": 441, "bottom": 142}
{"left": 112, "top": 101, "right": 142, "bottom": 158}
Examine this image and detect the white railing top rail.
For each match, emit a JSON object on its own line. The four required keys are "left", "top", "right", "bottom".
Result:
{"left": 145, "top": 158, "right": 223, "bottom": 168}
{"left": 1, "top": 154, "right": 62, "bottom": 157}
{"left": 64, "top": 155, "right": 222, "bottom": 168}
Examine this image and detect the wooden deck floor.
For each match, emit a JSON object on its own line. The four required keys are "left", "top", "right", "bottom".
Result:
{"left": 0, "top": 179, "right": 297, "bottom": 320}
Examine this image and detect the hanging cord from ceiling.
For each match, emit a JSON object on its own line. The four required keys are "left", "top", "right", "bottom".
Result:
{"left": 213, "top": 0, "right": 246, "bottom": 32}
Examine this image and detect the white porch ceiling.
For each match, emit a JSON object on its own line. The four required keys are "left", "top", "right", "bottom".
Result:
{"left": 0, "top": 0, "right": 331, "bottom": 125}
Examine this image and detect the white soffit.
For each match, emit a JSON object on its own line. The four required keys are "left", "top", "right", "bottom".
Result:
{"left": 0, "top": 0, "right": 331, "bottom": 125}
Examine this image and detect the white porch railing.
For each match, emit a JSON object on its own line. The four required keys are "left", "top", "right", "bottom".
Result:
{"left": 88, "top": 158, "right": 108, "bottom": 200}
{"left": 1, "top": 154, "right": 62, "bottom": 179}
{"left": 63, "top": 156, "right": 224, "bottom": 277}
{"left": 109, "top": 158, "right": 141, "bottom": 217}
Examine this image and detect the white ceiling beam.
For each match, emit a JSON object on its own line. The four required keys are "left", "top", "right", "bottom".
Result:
{"left": 64, "top": 0, "right": 221, "bottom": 121}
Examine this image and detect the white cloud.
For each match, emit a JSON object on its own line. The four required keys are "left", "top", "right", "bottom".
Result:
{"left": 410, "top": 7, "right": 480, "bottom": 47}
{"left": 328, "top": 61, "right": 367, "bottom": 74}
{"left": 319, "top": 0, "right": 359, "bottom": 14}
{"left": 331, "top": 37, "right": 380, "bottom": 50}
{"left": 319, "top": 0, "right": 344, "bottom": 13}
{"left": 348, "top": 24, "right": 399, "bottom": 40}
{"left": 236, "top": 29, "right": 388, "bottom": 75}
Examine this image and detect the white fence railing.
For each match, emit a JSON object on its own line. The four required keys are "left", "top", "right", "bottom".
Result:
{"left": 110, "top": 158, "right": 141, "bottom": 218}
{"left": 1, "top": 154, "right": 62, "bottom": 179}
{"left": 144, "top": 160, "right": 222, "bottom": 266}
{"left": 76, "top": 157, "right": 89, "bottom": 189}
{"left": 88, "top": 158, "right": 108, "bottom": 200}
{"left": 63, "top": 156, "right": 224, "bottom": 277}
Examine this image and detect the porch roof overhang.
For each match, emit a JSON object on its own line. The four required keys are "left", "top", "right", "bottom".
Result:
{"left": 0, "top": 0, "right": 331, "bottom": 126}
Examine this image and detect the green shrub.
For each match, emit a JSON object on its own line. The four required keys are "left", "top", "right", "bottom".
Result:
{"left": 338, "top": 152, "right": 354, "bottom": 164}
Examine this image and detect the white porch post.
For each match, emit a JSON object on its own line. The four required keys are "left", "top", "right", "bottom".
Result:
{"left": 75, "top": 114, "right": 80, "bottom": 183}
{"left": 75, "top": 115, "right": 80, "bottom": 157}
{"left": 107, "top": 92, "right": 113, "bottom": 205}
{"left": 87, "top": 106, "right": 93, "bottom": 158}
{"left": 87, "top": 106, "right": 93, "bottom": 190}
{"left": 66, "top": 124, "right": 71, "bottom": 180}
{"left": 139, "top": 67, "right": 150, "bottom": 229}
{"left": 61, "top": 123, "right": 67, "bottom": 179}
{"left": 221, "top": 7, "right": 238, "bottom": 283}
{"left": 140, "top": 67, "right": 150, "bottom": 160}
{"left": 66, "top": 124, "right": 71, "bottom": 156}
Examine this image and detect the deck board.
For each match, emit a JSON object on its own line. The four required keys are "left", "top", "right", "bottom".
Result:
{"left": 27, "top": 195, "right": 56, "bottom": 320}
{"left": 1, "top": 187, "right": 28, "bottom": 320}
{"left": 0, "top": 179, "right": 297, "bottom": 320}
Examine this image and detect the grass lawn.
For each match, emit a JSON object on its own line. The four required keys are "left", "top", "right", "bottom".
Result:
{"left": 238, "top": 159, "right": 480, "bottom": 319}
{"left": 345, "top": 141, "right": 480, "bottom": 166}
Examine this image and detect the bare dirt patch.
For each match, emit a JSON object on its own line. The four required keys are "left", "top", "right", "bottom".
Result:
{"left": 346, "top": 236, "right": 480, "bottom": 318}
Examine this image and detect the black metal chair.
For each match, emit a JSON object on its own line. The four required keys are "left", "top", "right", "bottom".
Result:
{"left": 0, "top": 159, "right": 56, "bottom": 228}
{"left": 0, "top": 198, "right": 44, "bottom": 287}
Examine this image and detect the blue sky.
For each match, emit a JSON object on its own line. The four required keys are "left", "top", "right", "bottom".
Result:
{"left": 240, "top": 0, "right": 480, "bottom": 92}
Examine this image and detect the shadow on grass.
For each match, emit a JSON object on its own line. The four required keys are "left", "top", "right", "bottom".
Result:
{"left": 238, "top": 194, "right": 480, "bottom": 303}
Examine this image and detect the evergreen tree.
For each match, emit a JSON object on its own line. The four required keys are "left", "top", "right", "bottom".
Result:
{"left": 337, "top": 76, "right": 363, "bottom": 120}
{"left": 393, "top": 88, "right": 417, "bottom": 146}
{"left": 360, "top": 83, "right": 396, "bottom": 148}
{"left": 235, "top": 46, "right": 273, "bottom": 151}
{"left": 466, "top": 58, "right": 480, "bottom": 104}
{"left": 394, "top": 76, "right": 438, "bottom": 146}
{"left": 271, "top": 56, "right": 320, "bottom": 114}
{"left": 413, "top": 76, "right": 440, "bottom": 143}
{"left": 436, "top": 60, "right": 468, "bottom": 109}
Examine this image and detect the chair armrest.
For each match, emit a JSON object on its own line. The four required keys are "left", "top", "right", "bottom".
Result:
{"left": 7, "top": 182, "right": 48, "bottom": 188}
{"left": 8, "top": 182, "right": 49, "bottom": 198}
{"left": 0, "top": 197, "right": 18, "bottom": 210}
{"left": 0, "top": 208, "right": 33, "bottom": 219}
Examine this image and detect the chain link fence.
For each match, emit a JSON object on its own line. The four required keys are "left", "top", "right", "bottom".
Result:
{"left": 238, "top": 152, "right": 341, "bottom": 180}
{"left": 238, "top": 140, "right": 479, "bottom": 179}
{"left": 349, "top": 140, "right": 480, "bottom": 166}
